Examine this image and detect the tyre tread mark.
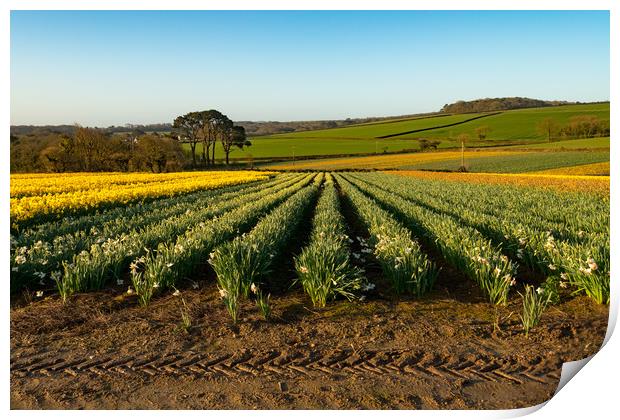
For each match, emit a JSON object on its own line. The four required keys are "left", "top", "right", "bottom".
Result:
{"left": 11, "top": 348, "right": 559, "bottom": 384}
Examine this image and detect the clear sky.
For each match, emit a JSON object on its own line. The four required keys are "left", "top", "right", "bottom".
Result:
{"left": 10, "top": 10, "right": 610, "bottom": 126}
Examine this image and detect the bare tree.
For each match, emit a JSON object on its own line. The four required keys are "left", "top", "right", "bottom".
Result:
{"left": 475, "top": 125, "right": 490, "bottom": 141}
{"left": 132, "top": 134, "right": 185, "bottom": 173}
{"left": 537, "top": 118, "right": 558, "bottom": 143}
{"left": 73, "top": 126, "right": 112, "bottom": 171}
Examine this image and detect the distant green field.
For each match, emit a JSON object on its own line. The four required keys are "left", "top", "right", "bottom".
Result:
{"left": 190, "top": 137, "right": 424, "bottom": 160}
{"left": 396, "top": 103, "right": 609, "bottom": 143}
{"left": 265, "top": 112, "right": 491, "bottom": 139}
{"left": 395, "top": 151, "right": 610, "bottom": 173}
{"left": 185, "top": 103, "right": 609, "bottom": 160}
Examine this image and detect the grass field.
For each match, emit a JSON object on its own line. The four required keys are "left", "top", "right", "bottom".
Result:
{"left": 390, "top": 103, "right": 609, "bottom": 142}
{"left": 196, "top": 136, "right": 425, "bottom": 160}
{"left": 265, "top": 112, "right": 492, "bottom": 140}
{"left": 185, "top": 103, "right": 609, "bottom": 161}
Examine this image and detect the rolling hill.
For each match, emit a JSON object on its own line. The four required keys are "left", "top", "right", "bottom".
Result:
{"left": 194, "top": 102, "right": 609, "bottom": 161}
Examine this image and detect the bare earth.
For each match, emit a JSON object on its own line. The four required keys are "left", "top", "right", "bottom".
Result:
{"left": 10, "top": 262, "right": 608, "bottom": 409}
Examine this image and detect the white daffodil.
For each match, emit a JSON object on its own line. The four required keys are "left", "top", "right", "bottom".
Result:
{"left": 579, "top": 267, "right": 592, "bottom": 275}
{"left": 587, "top": 258, "right": 598, "bottom": 271}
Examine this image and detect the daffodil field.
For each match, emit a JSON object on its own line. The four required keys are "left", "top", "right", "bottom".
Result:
{"left": 343, "top": 173, "right": 609, "bottom": 304}
{"left": 386, "top": 170, "right": 610, "bottom": 195}
{"left": 10, "top": 170, "right": 273, "bottom": 228}
{"left": 10, "top": 170, "right": 610, "bottom": 326}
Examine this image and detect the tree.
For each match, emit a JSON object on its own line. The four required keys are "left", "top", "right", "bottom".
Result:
{"left": 173, "top": 113, "right": 202, "bottom": 168}
{"left": 39, "top": 134, "right": 76, "bottom": 172}
{"left": 132, "top": 134, "right": 186, "bottom": 173}
{"left": 213, "top": 112, "right": 231, "bottom": 165}
{"left": 107, "top": 136, "right": 133, "bottom": 171}
{"left": 419, "top": 139, "right": 441, "bottom": 151}
{"left": 221, "top": 125, "right": 251, "bottom": 165}
{"left": 475, "top": 125, "right": 490, "bottom": 141}
{"left": 537, "top": 118, "right": 558, "bottom": 143}
{"left": 73, "top": 126, "right": 112, "bottom": 171}
{"left": 196, "top": 110, "right": 226, "bottom": 167}
{"left": 56, "top": 135, "right": 78, "bottom": 171}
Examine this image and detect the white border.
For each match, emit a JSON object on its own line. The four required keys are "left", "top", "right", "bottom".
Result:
{"left": 3, "top": 2, "right": 616, "bottom": 419}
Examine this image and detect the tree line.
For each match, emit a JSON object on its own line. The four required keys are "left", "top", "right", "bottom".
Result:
{"left": 440, "top": 97, "right": 588, "bottom": 114}
{"left": 11, "top": 127, "right": 186, "bottom": 173}
{"left": 537, "top": 115, "right": 609, "bottom": 142}
{"left": 10, "top": 109, "right": 251, "bottom": 173}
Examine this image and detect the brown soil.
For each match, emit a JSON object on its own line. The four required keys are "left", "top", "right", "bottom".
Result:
{"left": 10, "top": 273, "right": 608, "bottom": 410}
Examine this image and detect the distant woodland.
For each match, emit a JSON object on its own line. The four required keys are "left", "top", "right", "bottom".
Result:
{"left": 440, "top": 97, "right": 595, "bottom": 114}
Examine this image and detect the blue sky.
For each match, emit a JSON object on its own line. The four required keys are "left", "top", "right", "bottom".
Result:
{"left": 10, "top": 10, "right": 609, "bottom": 126}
